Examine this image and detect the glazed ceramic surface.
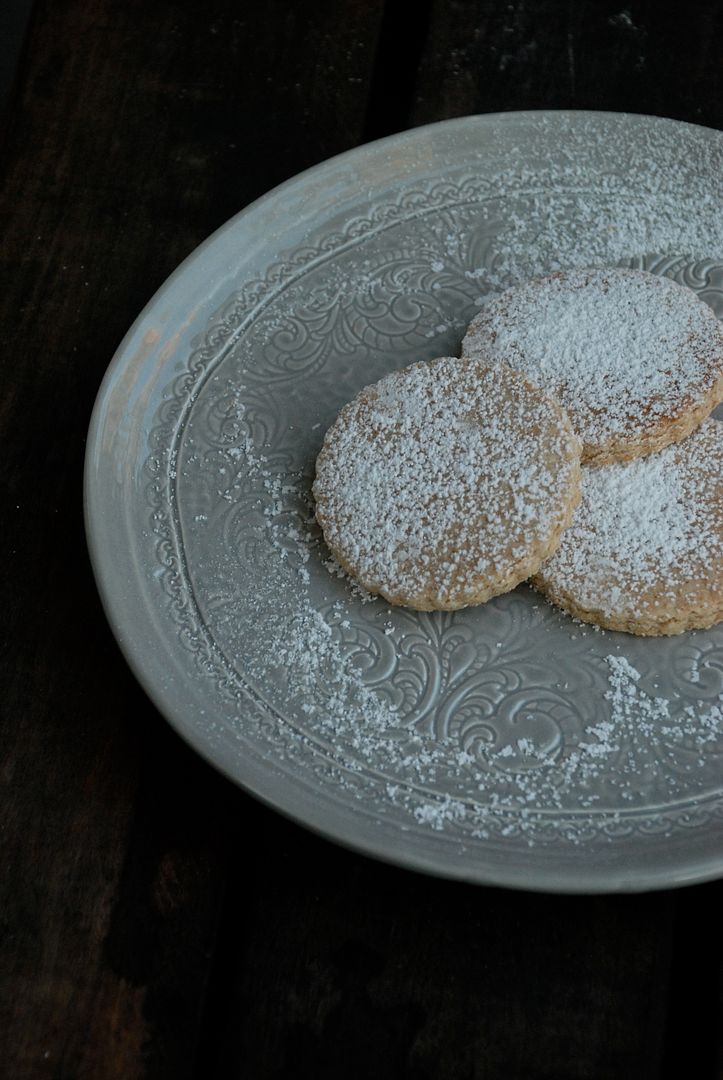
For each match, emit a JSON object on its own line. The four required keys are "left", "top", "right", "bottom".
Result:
{"left": 85, "top": 112, "right": 723, "bottom": 892}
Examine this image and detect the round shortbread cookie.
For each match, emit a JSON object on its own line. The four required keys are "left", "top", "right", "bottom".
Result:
{"left": 313, "top": 356, "right": 582, "bottom": 611}
{"left": 461, "top": 268, "right": 723, "bottom": 466}
{"left": 532, "top": 418, "right": 723, "bottom": 636}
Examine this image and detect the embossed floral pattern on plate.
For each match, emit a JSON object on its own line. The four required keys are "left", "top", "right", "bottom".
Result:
{"left": 87, "top": 113, "right": 723, "bottom": 891}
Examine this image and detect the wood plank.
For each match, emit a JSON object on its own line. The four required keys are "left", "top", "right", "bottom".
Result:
{"left": 660, "top": 881, "right": 723, "bottom": 1080}
{"left": 411, "top": 0, "right": 723, "bottom": 129}
{"left": 0, "top": 0, "right": 385, "bottom": 1076}
{"left": 4, "top": 0, "right": 720, "bottom": 1075}
{"left": 196, "top": 829, "right": 675, "bottom": 1078}
{"left": 188, "top": 5, "right": 722, "bottom": 1077}
{"left": 404, "top": 4, "right": 723, "bottom": 1074}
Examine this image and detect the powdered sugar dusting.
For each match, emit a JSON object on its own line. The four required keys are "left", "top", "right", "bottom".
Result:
{"left": 604, "top": 655, "right": 723, "bottom": 776}
{"left": 462, "top": 269, "right": 723, "bottom": 453}
{"left": 537, "top": 419, "right": 723, "bottom": 626}
{"left": 150, "top": 113, "right": 723, "bottom": 882}
{"left": 458, "top": 113, "right": 723, "bottom": 293}
{"left": 198, "top": 423, "right": 723, "bottom": 850}
{"left": 313, "top": 357, "right": 580, "bottom": 608}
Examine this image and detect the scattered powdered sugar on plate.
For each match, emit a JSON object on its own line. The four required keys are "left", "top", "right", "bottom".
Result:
{"left": 193, "top": 419, "right": 723, "bottom": 847}
{"left": 187, "top": 344, "right": 722, "bottom": 849}
{"left": 604, "top": 655, "right": 723, "bottom": 778}
{"left": 162, "top": 114, "right": 723, "bottom": 871}
{"left": 456, "top": 114, "right": 723, "bottom": 292}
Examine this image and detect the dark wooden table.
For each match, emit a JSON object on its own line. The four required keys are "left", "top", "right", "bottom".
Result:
{"left": 2, "top": 2, "right": 723, "bottom": 1076}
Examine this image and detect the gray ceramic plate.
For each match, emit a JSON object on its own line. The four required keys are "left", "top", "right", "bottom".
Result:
{"left": 85, "top": 111, "right": 723, "bottom": 893}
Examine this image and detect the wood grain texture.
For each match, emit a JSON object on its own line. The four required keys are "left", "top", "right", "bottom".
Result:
{"left": 0, "top": 0, "right": 384, "bottom": 1076}
{"left": 2, "top": 0, "right": 723, "bottom": 1077}
{"left": 406, "top": 6, "right": 723, "bottom": 1072}
{"left": 198, "top": 829, "right": 676, "bottom": 1080}
{"left": 411, "top": 0, "right": 723, "bottom": 129}
{"left": 660, "top": 881, "right": 723, "bottom": 1080}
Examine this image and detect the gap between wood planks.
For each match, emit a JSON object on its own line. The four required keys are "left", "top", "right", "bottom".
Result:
{"left": 362, "top": 0, "right": 435, "bottom": 141}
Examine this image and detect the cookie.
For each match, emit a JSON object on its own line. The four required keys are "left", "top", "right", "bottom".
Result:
{"left": 461, "top": 268, "right": 723, "bottom": 466}
{"left": 532, "top": 418, "right": 723, "bottom": 636}
{"left": 313, "top": 355, "right": 582, "bottom": 611}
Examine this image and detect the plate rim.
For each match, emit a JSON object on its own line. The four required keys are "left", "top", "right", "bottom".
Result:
{"left": 84, "top": 109, "right": 723, "bottom": 894}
